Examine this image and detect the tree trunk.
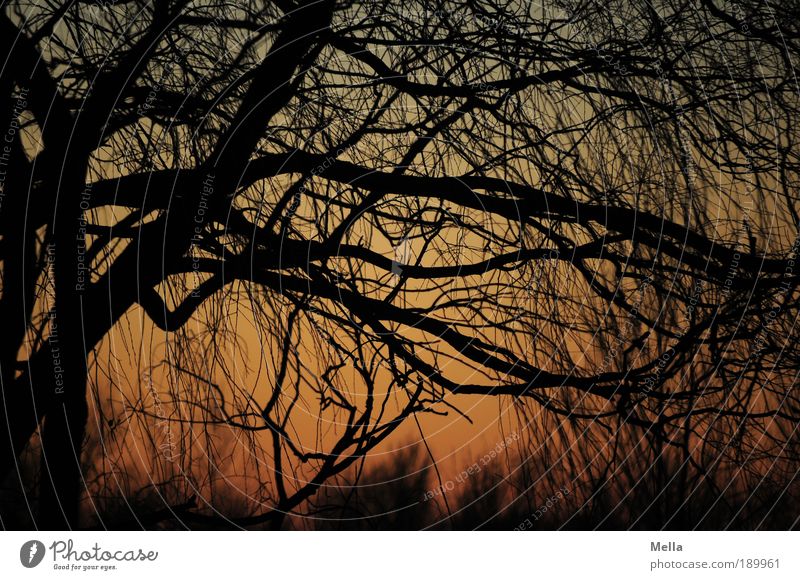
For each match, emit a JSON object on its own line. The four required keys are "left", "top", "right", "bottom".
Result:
{"left": 37, "top": 388, "right": 88, "bottom": 529}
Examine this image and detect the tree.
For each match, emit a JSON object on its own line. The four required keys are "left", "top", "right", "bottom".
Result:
{"left": 0, "top": 0, "right": 799, "bottom": 529}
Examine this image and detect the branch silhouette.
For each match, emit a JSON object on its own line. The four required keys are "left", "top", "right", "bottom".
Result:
{"left": 0, "top": 0, "right": 798, "bottom": 529}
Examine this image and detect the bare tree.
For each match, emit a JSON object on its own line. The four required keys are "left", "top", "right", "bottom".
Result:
{"left": 0, "top": 0, "right": 799, "bottom": 529}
